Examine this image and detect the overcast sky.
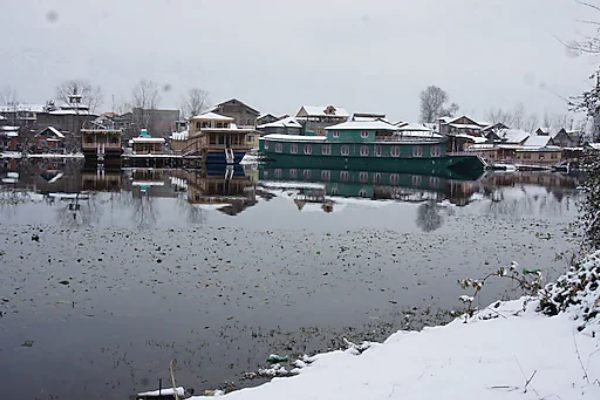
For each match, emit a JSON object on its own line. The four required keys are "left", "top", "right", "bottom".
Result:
{"left": 0, "top": 0, "right": 598, "bottom": 121}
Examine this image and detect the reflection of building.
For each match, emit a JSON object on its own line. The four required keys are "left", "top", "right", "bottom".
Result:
{"left": 81, "top": 169, "right": 122, "bottom": 192}
{"left": 177, "top": 168, "right": 257, "bottom": 215}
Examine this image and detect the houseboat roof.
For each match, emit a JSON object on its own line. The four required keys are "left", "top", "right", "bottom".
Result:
{"left": 191, "top": 111, "right": 234, "bottom": 121}
{"left": 261, "top": 134, "right": 327, "bottom": 142}
{"left": 257, "top": 116, "right": 302, "bottom": 129}
{"left": 326, "top": 119, "right": 398, "bottom": 131}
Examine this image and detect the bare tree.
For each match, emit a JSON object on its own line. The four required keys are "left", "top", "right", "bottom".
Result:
{"left": 55, "top": 80, "right": 103, "bottom": 113}
{"left": 131, "top": 80, "right": 161, "bottom": 131}
{"left": 485, "top": 103, "right": 539, "bottom": 132}
{"left": 419, "top": 86, "right": 459, "bottom": 123}
{"left": 180, "top": 88, "right": 210, "bottom": 119}
{"left": 0, "top": 85, "right": 18, "bottom": 105}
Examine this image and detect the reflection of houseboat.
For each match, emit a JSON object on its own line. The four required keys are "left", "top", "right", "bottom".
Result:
{"left": 81, "top": 169, "right": 122, "bottom": 192}
{"left": 171, "top": 112, "right": 259, "bottom": 164}
{"left": 174, "top": 167, "right": 257, "bottom": 215}
{"left": 260, "top": 116, "right": 485, "bottom": 178}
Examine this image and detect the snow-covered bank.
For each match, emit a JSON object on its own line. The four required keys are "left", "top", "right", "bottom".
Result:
{"left": 188, "top": 253, "right": 600, "bottom": 400}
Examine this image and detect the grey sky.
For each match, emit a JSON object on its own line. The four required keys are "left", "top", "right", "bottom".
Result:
{"left": 0, "top": 0, "right": 598, "bottom": 122}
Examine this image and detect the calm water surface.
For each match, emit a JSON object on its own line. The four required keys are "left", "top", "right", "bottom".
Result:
{"left": 0, "top": 158, "right": 583, "bottom": 399}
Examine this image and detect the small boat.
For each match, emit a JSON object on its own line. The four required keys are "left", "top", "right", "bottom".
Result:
{"left": 259, "top": 117, "right": 485, "bottom": 180}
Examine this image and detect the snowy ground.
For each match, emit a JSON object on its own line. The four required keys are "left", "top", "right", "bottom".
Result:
{"left": 184, "top": 255, "right": 600, "bottom": 400}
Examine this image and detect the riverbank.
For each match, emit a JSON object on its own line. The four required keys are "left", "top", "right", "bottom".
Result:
{"left": 186, "top": 252, "right": 600, "bottom": 400}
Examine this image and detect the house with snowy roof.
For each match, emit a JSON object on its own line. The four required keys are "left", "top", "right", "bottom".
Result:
{"left": 33, "top": 126, "right": 65, "bottom": 152}
{"left": 481, "top": 122, "right": 510, "bottom": 142}
{"left": 551, "top": 128, "right": 584, "bottom": 148}
{"left": 438, "top": 115, "right": 486, "bottom": 137}
{"left": 0, "top": 125, "right": 20, "bottom": 151}
{"left": 514, "top": 134, "right": 562, "bottom": 164}
{"left": 296, "top": 105, "right": 350, "bottom": 135}
{"left": 257, "top": 116, "right": 302, "bottom": 136}
{"left": 212, "top": 99, "right": 260, "bottom": 129}
{"left": 256, "top": 113, "right": 283, "bottom": 126}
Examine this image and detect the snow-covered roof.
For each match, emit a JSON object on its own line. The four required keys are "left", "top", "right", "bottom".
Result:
{"left": 523, "top": 134, "right": 553, "bottom": 149}
{"left": 326, "top": 119, "right": 398, "bottom": 131}
{"left": 38, "top": 126, "right": 65, "bottom": 138}
{"left": 258, "top": 116, "right": 302, "bottom": 129}
{"left": 496, "top": 129, "right": 530, "bottom": 144}
{"left": 261, "top": 134, "right": 327, "bottom": 142}
{"left": 588, "top": 143, "right": 600, "bottom": 150}
{"left": 49, "top": 109, "right": 92, "bottom": 116}
{"left": 448, "top": 123, "right": 483, "bottom": 130}
{"left": 1, "top": 125, "right": 19, "bottom": 131}
{"left": 297, "top": 105, "right": 350, "bottom": 118}
{"left": 397, "top": 123, "right": 433, "bottom": 132}
{"left": 170, "top": 130, "right": 189, "bottom": 141}
{"left": 0, "top": 103, "right": 45, "bottom": 113}
{"left": 131, "top": 137, "right": 165, "bottom": 143}
{"left": 191, "top": 111, "right": 234, "bottom": 121}
{"left": 453, "top": 133, "right": 487, "bottom": 143}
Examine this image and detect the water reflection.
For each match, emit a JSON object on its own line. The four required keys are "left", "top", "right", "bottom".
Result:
{"left": 0, "top": 159, "right": 584, "bottom": 231}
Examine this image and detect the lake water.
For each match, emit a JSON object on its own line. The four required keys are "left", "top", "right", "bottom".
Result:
{"left": 0, "top": 158, "right": 584, "bottom": 399}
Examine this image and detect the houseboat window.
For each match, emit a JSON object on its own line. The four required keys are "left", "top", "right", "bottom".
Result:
{"left": 264, "top": 141, "right": 270, "bottom": 150}
{"left": 374, "top": 173, "right": 382, "bottom": 184}
{"left": 358, "top": 189, "right": 368, "bottom": 198}
{"left": 430, "top": 146, "right": 441, "bottom": 157}
{"left": 85, "top": 136, "right": 94, "bottom": 143}
{"left": 341, "top": 145, "right": 350, "bottom": 156}
{"left": 389, "top": 173, "right": 399, "bottom": 185}
{"left": 302, "top": 169, "right": 311, "bottom": 179}
{"left": 321, "top": 170, "right": 331, "bottom": 181}
{"left": 360, "top": 130, "right": 369, "bottom": 138}
{"left": 359, "top": 172, "right": 369, "bottom": 183}
{"left": 412, "top": 146, "right": 423, "bottom": 157}
{"left": 275, "top": 143, "right": 283, "bottom": 153}
{"left": 290, "top": 143, "right": 298, "bottom": 154}
{"left": 304, "top": 144, "right": 312, "bottom": 155}
{"left": 340, "top": 171, "right": 349, "bottom": 181}
{"left": 360, "top": 145, "right": 369, "bottom": 156}
{"left": 110, "top": 136, "right": 119, "bottom": 144}
{"left": 412, "top": 175, "right": 422, "bottom": 186}
{"left": 374, "top": 145, "right": 382, "bottom": 157}
{"left": 390, "top": 146, "right": 400, "bottom": 157}
{"left": 429, "top": 177, "right": 440, "bottom": 187}
{"left": 274, "top": 169, "right": 282, "bottom": 178}
{"left": 289, "top": 169, "right": 297, "bottom": 178}
{"left": 196, "top": 122, "right": 201, "bottom": 129}
{"left": 332, "top": 130, "right": 340, "bottom": 138}
{"left": 218, "top": 135, "right": 225, "bottom": 145}
{"left": 331, "top": 185, "right": 338, "bottom": 195}
{"left": 322, "top": 144, "right": 331, "bottom": 155}
{"left": 210, "top": 135, "right": 217, "bottom": 144}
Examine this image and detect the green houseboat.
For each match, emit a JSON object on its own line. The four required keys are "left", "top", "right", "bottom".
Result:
{"left": 259, "top": 118, "right": 485, "bottom": 179}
